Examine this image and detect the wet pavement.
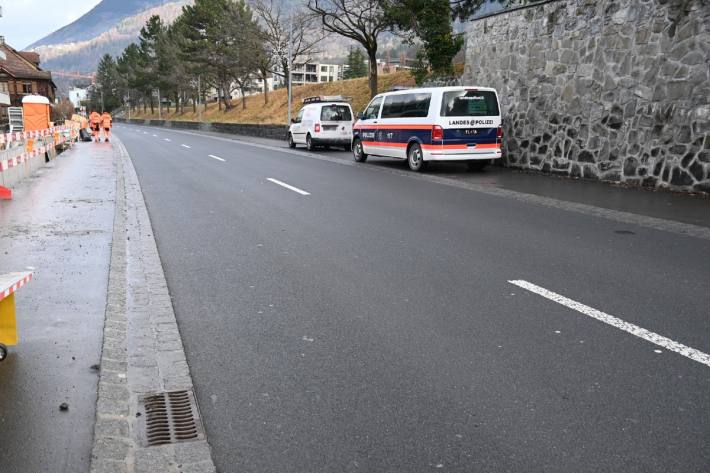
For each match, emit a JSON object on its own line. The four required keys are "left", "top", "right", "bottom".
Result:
{"left": 0, "top": 141, "right": 116, "bottom": 473}
{"left": 152, "top": 127, "right": 710, "bottom": 229}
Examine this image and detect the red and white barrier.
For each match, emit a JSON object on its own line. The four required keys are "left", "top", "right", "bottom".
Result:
{"left": 0, "top": 125, "right": 76, "bottom": 199}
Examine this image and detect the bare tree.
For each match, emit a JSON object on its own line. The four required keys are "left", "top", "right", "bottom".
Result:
{"left": 307, "top": 0, "right": 391, "bottom": 98}
{"left": 252, "top": 0, "right": 324, "bottom": 94}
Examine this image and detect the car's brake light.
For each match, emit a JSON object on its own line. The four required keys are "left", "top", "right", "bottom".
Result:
{"left": 497, "top": 126, "right": 503, "bottom": 138}
{"left": 315, "top": 123, "right": 321, "bottom": 133}
{"left": 432, "top": 125, "right": 444, "bottom": 141}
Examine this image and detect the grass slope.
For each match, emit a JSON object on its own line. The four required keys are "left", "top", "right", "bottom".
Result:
{"left": 130, "top": 71, "right": 416, "bottom": 125}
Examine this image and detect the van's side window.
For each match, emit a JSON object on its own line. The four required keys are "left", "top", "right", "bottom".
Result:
{"left": 363, "top": 97, "right": 383, "bottom": 120}
{"left": 441, "top": 90, "right": 499, "bottom": 117}
{"left": 381, "top": 93, "right": 432, "bottom": 119}
{"left": 294, "top": 108, "right": 304, "bottom": 123}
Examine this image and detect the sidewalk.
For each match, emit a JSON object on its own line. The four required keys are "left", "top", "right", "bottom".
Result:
{"left": 141, "top": 125, "right": 710, "bottom": 229}
{"left": 0, "top": 140, "right": 115, "bottom": 472}
{"left": 0, "top": 137, "right": 216, "bottom": 472}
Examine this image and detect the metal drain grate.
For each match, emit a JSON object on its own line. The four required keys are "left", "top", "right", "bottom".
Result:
{"left": 138, "top": 389, "right": 205, "bottom": 447}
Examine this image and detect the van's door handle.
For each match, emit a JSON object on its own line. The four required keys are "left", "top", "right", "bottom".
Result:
{"left": 372, "top": 121, "right": 378, "bottom": 124}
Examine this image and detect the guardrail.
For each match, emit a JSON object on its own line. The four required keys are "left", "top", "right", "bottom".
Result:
{"left": 0, "top": 125, "right": 77, "bottom": 199}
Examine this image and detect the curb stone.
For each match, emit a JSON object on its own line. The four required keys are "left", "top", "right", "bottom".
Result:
{"left": 89, "top": 136, "right": 217, "bottom": 473}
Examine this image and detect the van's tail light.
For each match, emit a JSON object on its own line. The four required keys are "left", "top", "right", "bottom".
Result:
{"left": 432, "top": 125, "right": 444, "bottom": 141}
{"left": 497, "top": 126, "right": 503, "bottom": 138}
{"left": 315, "top": 123, "right": 321, "bottom": 133}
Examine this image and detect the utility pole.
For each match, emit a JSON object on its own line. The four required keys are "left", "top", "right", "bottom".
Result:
{"left": 101, "top": 89, "right": 104, "bottom": 113}
{"left": 157, "top": 89, "right": 162, "bottom": 119}
{"left": 287, "top": 18, "right": 293, "bottom": 126}
{"left": 198, "top": 75, "right": 202, "bottom": 123}
{"left": 127, "top": 90, "right": 131, "bottom": 121}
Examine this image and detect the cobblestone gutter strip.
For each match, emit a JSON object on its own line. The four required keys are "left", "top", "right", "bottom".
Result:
{"left": 90, "top": 137, "right": 217, "bottom": 473}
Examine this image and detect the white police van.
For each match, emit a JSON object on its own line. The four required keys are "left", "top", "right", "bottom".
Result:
{"left": 288, "top": 96, "right": 354, "bottom": 151}
{"left": 352, "top": 86, "right": 503, "bottom": 171}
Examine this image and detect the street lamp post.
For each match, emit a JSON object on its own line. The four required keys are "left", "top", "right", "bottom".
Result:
{"left": 287, "top": 18, "right": 292, "bottom": 126}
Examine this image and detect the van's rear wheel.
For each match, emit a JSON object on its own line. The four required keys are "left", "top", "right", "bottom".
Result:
{"left": 467, "top": 160, "right": 488, "bottom": 172}
{"left": 407, "top": 143, "right": 427, "bottom": 172}
{"left": 306, "top": 134, "right": 316, "bottom": 151}
{"left": 352, "top": 138, "right": 367, "bottom": 162}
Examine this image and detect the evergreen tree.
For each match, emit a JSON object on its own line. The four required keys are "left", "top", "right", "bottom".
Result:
{"left": 344, "top": 47, "right": 367, "bottom": 79}
{"left": 92, "top": 54, "right": 122, "bottom": 112}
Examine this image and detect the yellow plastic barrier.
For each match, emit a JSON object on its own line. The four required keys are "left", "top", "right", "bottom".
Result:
{"left": 0, "top": 271, "right": 32, "bottom": 360}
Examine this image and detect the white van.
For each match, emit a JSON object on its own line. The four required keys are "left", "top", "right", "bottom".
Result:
{"left": 352, "top": 86, "right": 503, "bottom": 171}
{"left": 288, "top": 96, "right": 354, "bottom": 151}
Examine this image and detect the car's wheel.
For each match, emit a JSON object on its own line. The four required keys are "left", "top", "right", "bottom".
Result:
{"left": 352, "top": 138, "right": 367, "bottom": 162}
{"left": 306, "top": 134, "right": 316, "bottom": 151}
{"left": 467, "top": 160, "right": 488, "bottom": 172}
{"left": 287, "top": 133, "right": 296, "bottom": 149}
{"left": 407, "top": 143, "right": 427, "bottom": 172}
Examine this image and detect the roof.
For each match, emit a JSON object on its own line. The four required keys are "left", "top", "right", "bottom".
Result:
{"left": 22, "top": 94, "right": 50, "bottom": 104}
{"left": 19, "top": 51, "right": 40, "bottom": 66}
{"left": 0, "top": 43, "right": 52, "bottom": 81}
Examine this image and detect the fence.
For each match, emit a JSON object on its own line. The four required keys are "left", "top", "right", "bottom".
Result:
{"left": 116, "top": 118, "right": 289, "bottom": 141}
{"left": 0, "top": 125, "right": 77, "bottom": 199}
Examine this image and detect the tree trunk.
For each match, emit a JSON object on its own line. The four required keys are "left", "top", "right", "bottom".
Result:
{"left": 192, "top": 96, "right": 197, "bottom": 113}
{"left": 262, "top": 70, "right": 269, "bottom": 105}
{"left": 281, "top": 59, "right": 290, "bottom": 95}
{"left": 241, "top": 88, "right": 247, "bottom": 110}
{"left": 367, "top": 49, "right": 378, "bottom": 98}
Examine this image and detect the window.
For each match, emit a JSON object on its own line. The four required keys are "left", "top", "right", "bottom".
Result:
{"left": 321, "top": 66, "right": 328, "bottom": 72}
{"left": 441, "top": 90, "right": 499, "bottom": 117}
{"left": 320, "top": 105, "right": 352, "bottom": 122}
{"left": 306, "top": 64, "right": 317, "bottom": 73}
{"left": 0, "top": 82, "right": 8, "bottom": 93}
{"left": 295, "top": 108, "right": 304, "bottom": 123}
{"left": 320, "top": 76, "right": 328, "bottom": 82}
{"left": 381, "top": 93, "right": 432, "bottom": 119}
{"left": 22, "top": 82, "right": 32, "bottom": 94}
{"left": 363, "top": 96, "right": 383, "bottom": 120}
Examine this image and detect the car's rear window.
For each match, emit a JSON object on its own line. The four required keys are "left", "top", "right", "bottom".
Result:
{"left": 320, "top": 105, "right": 352, "bottom": 122}
{"left": 441, "top": 90, "right": 499, "bottom": 117}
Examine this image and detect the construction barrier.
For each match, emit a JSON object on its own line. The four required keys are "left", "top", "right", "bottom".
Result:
{"left": 0, "top": 125, "right": 78, "bottom": 200}
{"left": 0, "top": 271, "right": 33, "bottom": 361}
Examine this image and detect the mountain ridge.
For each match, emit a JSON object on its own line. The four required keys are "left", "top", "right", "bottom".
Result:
{"left": 28, "top": 0, "right": 174, "bottom": 49}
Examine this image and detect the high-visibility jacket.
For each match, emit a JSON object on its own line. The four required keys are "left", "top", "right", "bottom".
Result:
{"left": 101, "top": 113, "right": 112, "bottom": 128}
{"left": 89, "top": 112, "right": 101, "bottom": 126}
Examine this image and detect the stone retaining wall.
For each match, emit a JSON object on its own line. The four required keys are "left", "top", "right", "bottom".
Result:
{"left": 463, "top": 0, "right": 710, "bottom": 193}
{"left": 116, "top": 118, "right": 288, "bottom": 141}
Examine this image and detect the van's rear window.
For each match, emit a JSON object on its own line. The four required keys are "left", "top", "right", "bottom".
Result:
{"left": 320, "top": 105, "right": 352, "bottom": 122}
{"left": 441, "top": 90, "right": 499, "bottom": 117}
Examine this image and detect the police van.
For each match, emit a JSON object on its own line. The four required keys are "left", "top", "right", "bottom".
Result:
{"left": 352, "top": 86, "right": 502, "bottom": 171}
{"left": 288, "top": 96, "right": 354, "bottom": 151}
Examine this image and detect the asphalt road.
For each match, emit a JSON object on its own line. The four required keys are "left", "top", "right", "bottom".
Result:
{"left": 117, "top": 124, "right": 710, "bottom": 473}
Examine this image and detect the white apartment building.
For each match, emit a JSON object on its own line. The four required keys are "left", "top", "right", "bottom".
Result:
{"left": 277, "top": 63, "right": 348, "bottom": 87}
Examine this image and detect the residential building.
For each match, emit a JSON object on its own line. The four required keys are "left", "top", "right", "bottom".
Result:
{"left": 0, "top": 39, "right": 56, "bottom": 105}
{"left": 278, "top": 63, "right": 347, "bottom": 87}
{"left": 68, "top": 87, "right": 88, "bottom": 109}
{"left": 0, "top": 37, "right": 56, "bottom": 123}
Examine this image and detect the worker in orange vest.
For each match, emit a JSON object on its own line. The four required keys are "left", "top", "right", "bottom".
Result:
{"left": 89, "top": 111, "right": 101, "bottom": 142}
{"left": 101, "top": 111, "right": 113, "bottom": 142}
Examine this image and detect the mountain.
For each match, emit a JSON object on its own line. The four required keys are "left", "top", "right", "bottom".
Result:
{"left": 28, "top": 0, "right": 175, "bottom": 49}
{"left": 28, "top": 1, "right": 190, "bottom": 95}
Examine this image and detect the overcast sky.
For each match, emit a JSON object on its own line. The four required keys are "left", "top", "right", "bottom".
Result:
{"left": 1, "top": 0, "right": 101, "bottom": 49}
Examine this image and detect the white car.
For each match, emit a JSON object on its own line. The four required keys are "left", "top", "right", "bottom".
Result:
{"left": 288, "top": 96, "right": 354, "bottom": 151}
{"left": 352, "top": 86, "right": 503, "bottom": 171}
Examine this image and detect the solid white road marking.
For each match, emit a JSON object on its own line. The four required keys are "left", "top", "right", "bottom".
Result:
{"left": 508, "top": 280, "right": 710, "bottom": 368}
{"left": 152, "top": 134, "right": 157, "bottom": 137}
{"left": 181, "top": 144, "right": 191, "bottom": 149}
{"left": 208, "top": 154, "right": 225, "bottom": 162}
{"left": 267, "top": 178, "right": 310, "bottom": 196}
{"left": 164, "top": 138, "right": 171, "bottom": 142}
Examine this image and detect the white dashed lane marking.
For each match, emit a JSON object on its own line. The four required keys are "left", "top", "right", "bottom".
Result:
{"left": 208, "top": 154, "right": 226, "bottom": 162}
{"left": 181, "top": 144, "right": 191, "bottom": 149}
{"left": 508, "top": 279, "right": 710, "bottom": 368}
{"left": 267, "top": 178, "right": 310, "bottom": 196}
